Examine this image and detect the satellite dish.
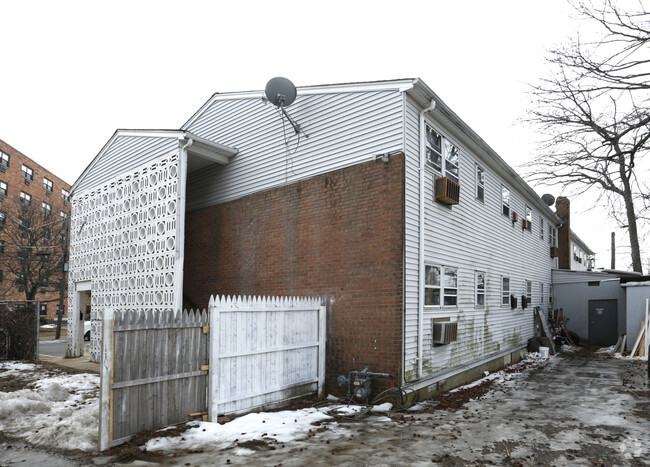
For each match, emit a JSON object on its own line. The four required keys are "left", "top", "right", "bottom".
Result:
{"left": 541, "top": 194, "right": 555, "bottom": 206}
{"left": 265, "top": 77, "right": 297, "bottom": 108}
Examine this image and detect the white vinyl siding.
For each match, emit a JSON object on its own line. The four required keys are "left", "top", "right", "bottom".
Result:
{"left": 74, "top": 135, "right": 179, "bottom": 194}
{"left": 403, "top": 94, "right": 558, "bottom": 383}
{"left": 184, "top": 90, "right": 404, "bottom": 211}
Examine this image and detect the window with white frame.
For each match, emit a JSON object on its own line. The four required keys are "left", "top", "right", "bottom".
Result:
{"left": 19, "top": 191, "right": 31, "bottom": 206}
{"left": 476, "top": 165, "right": 484, "bottom": 201}
{"left": 548, "top": 225, "right": 556, "bottom": 246}
{"left": 475, "top": 271, "right": 486, "bottom": 306}
{"left": 43, "top": 177, "right": 53, "bottom": 192}
{"left": 0, "top": 181, "right": 6, "bottom": 197}
{"left": 21, "top": 164, "right": 33, "bottom": 181}
{"left": 501, "top": 186, "right": 510, "bottom": 216}
{"left": 0, "top": 151, "right": 9, "bottom": 167}
{"left": 425, "top": 265, "right": 458, "bottom": 307}
{"left": 60, "top": 211, "right": 68, "bottom": 221}
{"left": 42, "top": 202, "right": 51, "bottom": 216}
{"left": 539, "top": 216, "right": 544, "bottom": 239}
{"left": 525, "top": 280, "right": 532, "bottom": 306}
{"left": 525, "top": 206, "right": 532, "bottom": 232}
{"left": 540, "top": 282, "right": 544, "bottom": 304}
{"left": 62, "top": 188, "right": 70, "bottom": 201}
{"left": 425, "top": 125, "right": 460, "bottom": 183}
{"left": 0, "top": 211, "right": 5, "bottom": 226}
{"left": 501, "top": 277, "right": 510, "bottom": 306}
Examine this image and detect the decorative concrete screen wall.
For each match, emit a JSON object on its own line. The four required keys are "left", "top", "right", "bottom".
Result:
{"left": 68, "top": 152, "right": 180, "bottom": 361}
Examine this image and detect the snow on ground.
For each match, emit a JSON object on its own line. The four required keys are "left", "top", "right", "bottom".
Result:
{"left": 0, "top": 361, "right": 99, "bottom": 451}
{"left": 145, "top": 408, "right": 344, "bottom": 452}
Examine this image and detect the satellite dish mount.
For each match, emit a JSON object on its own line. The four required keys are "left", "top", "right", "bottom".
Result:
{"left": 264, "top": 77, "right": 307, "bottom": 137}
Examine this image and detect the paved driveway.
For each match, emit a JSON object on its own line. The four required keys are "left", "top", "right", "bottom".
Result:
{"left": 161, "top": 348, "right": 649, "bottom": 466}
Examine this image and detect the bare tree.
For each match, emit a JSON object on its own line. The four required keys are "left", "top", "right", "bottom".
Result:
{"left": 0, "top": 202, "right": 68, "bottom": 301}
{"left": 526, "top": 0, "right": 649, "bottom": 273}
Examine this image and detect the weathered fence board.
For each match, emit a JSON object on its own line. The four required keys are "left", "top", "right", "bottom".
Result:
{"left": 99, "top": 308, "right": 209, "bottom": 450}
{"left": 208, "top": 295, "right": 326, "bottom": 419}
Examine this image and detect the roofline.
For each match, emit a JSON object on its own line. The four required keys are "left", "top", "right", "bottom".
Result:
{"left": 407, "top": 79, "right": 562, "bottom": 224}
{"left": 71, "top": 129, "right": 237, "bottom": 194}
{"left": 181, "top": 78, "right": 418, "bottom": 131}
{"left": 570, "top": 230, "right": 595, "bottom": 255}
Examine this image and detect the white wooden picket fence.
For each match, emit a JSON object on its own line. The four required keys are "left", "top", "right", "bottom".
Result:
{"left": 99, "top": 295, "right": 326, "bottom": 450}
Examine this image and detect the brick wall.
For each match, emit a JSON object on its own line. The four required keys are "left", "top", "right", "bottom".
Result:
{"left": 0, "top": 139, "right": 71, "bottom": 319}
{"left": 184, "top": 154, "right": 405, "bottom": 391}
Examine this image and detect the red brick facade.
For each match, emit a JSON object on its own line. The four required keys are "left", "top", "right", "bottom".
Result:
{"left": 0, "top": 139, "right": 71, "bottom": 319}
{"left": 183, "top": 154, "right": 405, "bottom": 390}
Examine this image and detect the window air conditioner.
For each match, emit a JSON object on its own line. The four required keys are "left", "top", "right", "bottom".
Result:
{"left": 550, "top": 246, "right": 558, "bottom": 257}
{"left": 0, "top": 165, "right": 6, "bottom": 173}
{"left": 434, "top": 177, "right": 460, "bottom": 205}
{"left": 432, "top": 321, "right": 458, "bottom": 345}
{"left": 24, "top": 178, "right": 31, "bottom": 186}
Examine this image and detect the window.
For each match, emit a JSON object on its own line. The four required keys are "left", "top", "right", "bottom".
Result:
{"left": 0, "top": 181, "right": 6, "bottom": 197}
{"left": 62, "top": 188, "right": 70, "bottom": 201}
{"left": 548, "top": 225, "right": 556, "bottom": 246}
{"left": 0, "top": 211, "right": 5, "bottom": 226}
{"left": 60, "top": 211, "right": 68, "bottom": 221}
{"left": 549, "top": 284, "right": 553, "bottom": 304}
{"left": 525, "top": 206, "right": 532, "bottom": 232}
{"left": 426, "top": 125, "right": 460, "bottom": 183}
{"left": 501, "top": 277, "right": 510, "bottom": 306}
{"left": 42, "top": 226, "right": 50, "bottom": 239}
{"left": 0, "top": 270, "right": 3, "bottom": 283}
{"left": 443, "top": 140, "right": 460, "bottom": 183}
{"left": 19, "top": 191, "right": 31, "bottom": 206}
{"left": 22, "top": 164, "right": 33, "bottom": 181}
{"left": 475, "top": 271, "right": 486, "bottom": 306}
{"left": 501, "top": 186, "right": 510, "bottom": 216}
{"left": 40, "top": 304, "right": 47, "bottom": 316}
{"left": 43, "top": 178, "right": 53, "bottom": 192}
{"left": 539, "top": 217, "right": 544, "bottom": 239}
{"left": 476, "top": 165, "right": 484, "bottom": 201}
{"left": 0, "top": 151, "right": 9, "bottom": 167}
{"left": 525, "top": 280, "right": 532, "bottom": 306}
{"left": 426, "top": 126, "right": 442, "bottom": 172}
{"left": 540, "top": 282, "right": 544, "bottom": 304}
{"left": 425, "top": 265, "right": 458, "bottom": 307}
{"left": 0, "top": 240, "right": 4, "bottom": 253}
{"left": 42, "top": 202, "right": 51, "bottom": 216}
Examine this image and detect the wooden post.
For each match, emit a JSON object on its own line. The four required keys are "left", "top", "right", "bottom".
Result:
{"left": 318, "top": 302, "right": 327, "bottom": 398}
{"left": 207, "top": 296, "right": 219, "bottom": 422}
{"left": 99, "top": 308, "right": 114, "bottom": 451}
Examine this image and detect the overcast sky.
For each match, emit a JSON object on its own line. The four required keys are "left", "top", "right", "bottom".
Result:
{"left": 0, "top": 0, "right": 642, "bottom": 270}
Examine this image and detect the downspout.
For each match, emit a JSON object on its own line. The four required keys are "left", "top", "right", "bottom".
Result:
{"left": 417, "top": 100, "right": 436, "bottom": 379}
{"left": 175, "top": 137, "right": 193, "bottom": 312}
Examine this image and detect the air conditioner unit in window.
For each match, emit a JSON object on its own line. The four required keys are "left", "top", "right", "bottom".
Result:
{"left": 550, "top": 246, "right": 558, "bottom": 257}
{"left": 434, "top": 177, "right": 460, "bottom": 205}
{"left": 24, "top": 178, "right": 31, "bottom": 186}
{"left": 0, "top": 165, "right": 6, "bottom": 173}
{"left": 521, "top": 219, "right": 528, "bottom": 230}
{"left": 432, "top": 321, "right": 458, "bottom": 345}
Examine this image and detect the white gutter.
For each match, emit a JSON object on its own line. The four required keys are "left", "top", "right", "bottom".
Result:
{"left": 174, "top": 137, "right": 193, "bottom": 312}
{"left": 417, "top": 100, "right": 436, "bottom": 379}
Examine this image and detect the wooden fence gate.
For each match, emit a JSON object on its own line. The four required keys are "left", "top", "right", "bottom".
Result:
{"left": 99, "top": 308, "right": 209, "bottom": 449}
{"left": 99, "top": 296, "right": 326, "bottom": 451}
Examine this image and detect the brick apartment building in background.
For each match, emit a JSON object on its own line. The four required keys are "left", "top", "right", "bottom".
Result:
{"left": 0, "top": 138, "right": 71, "bottom": 320}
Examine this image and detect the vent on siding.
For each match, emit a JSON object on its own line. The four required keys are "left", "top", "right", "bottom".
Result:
{"left": 435, "top": 177, "right": 460, "bottom": 205}
{"left": 432, "top": 321, "right": 458, "bottom": 345}
{"left": 550, "top": 246, "right": 558, "bottom": 257}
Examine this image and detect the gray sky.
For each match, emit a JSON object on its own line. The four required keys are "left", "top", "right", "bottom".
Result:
{"left": 0, "top": 0, "right": 640, "bottom": 270}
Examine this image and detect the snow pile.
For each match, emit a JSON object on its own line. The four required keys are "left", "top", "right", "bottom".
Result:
{"left": 145, "top": 408, "right": 340, "bottom": 452}
{"left": 560, "top": 345, "right": 579, "bottom": 353}
{"left": 0, "top": 361, "right": 99, "bottom": 451}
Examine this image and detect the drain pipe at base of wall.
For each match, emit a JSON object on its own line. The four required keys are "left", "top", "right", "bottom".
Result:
{"left": 417, "top": 100, "right": 436, "bottom": 380}
{"left": 175, "top": 137, "right": 193, "bottom": 312}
